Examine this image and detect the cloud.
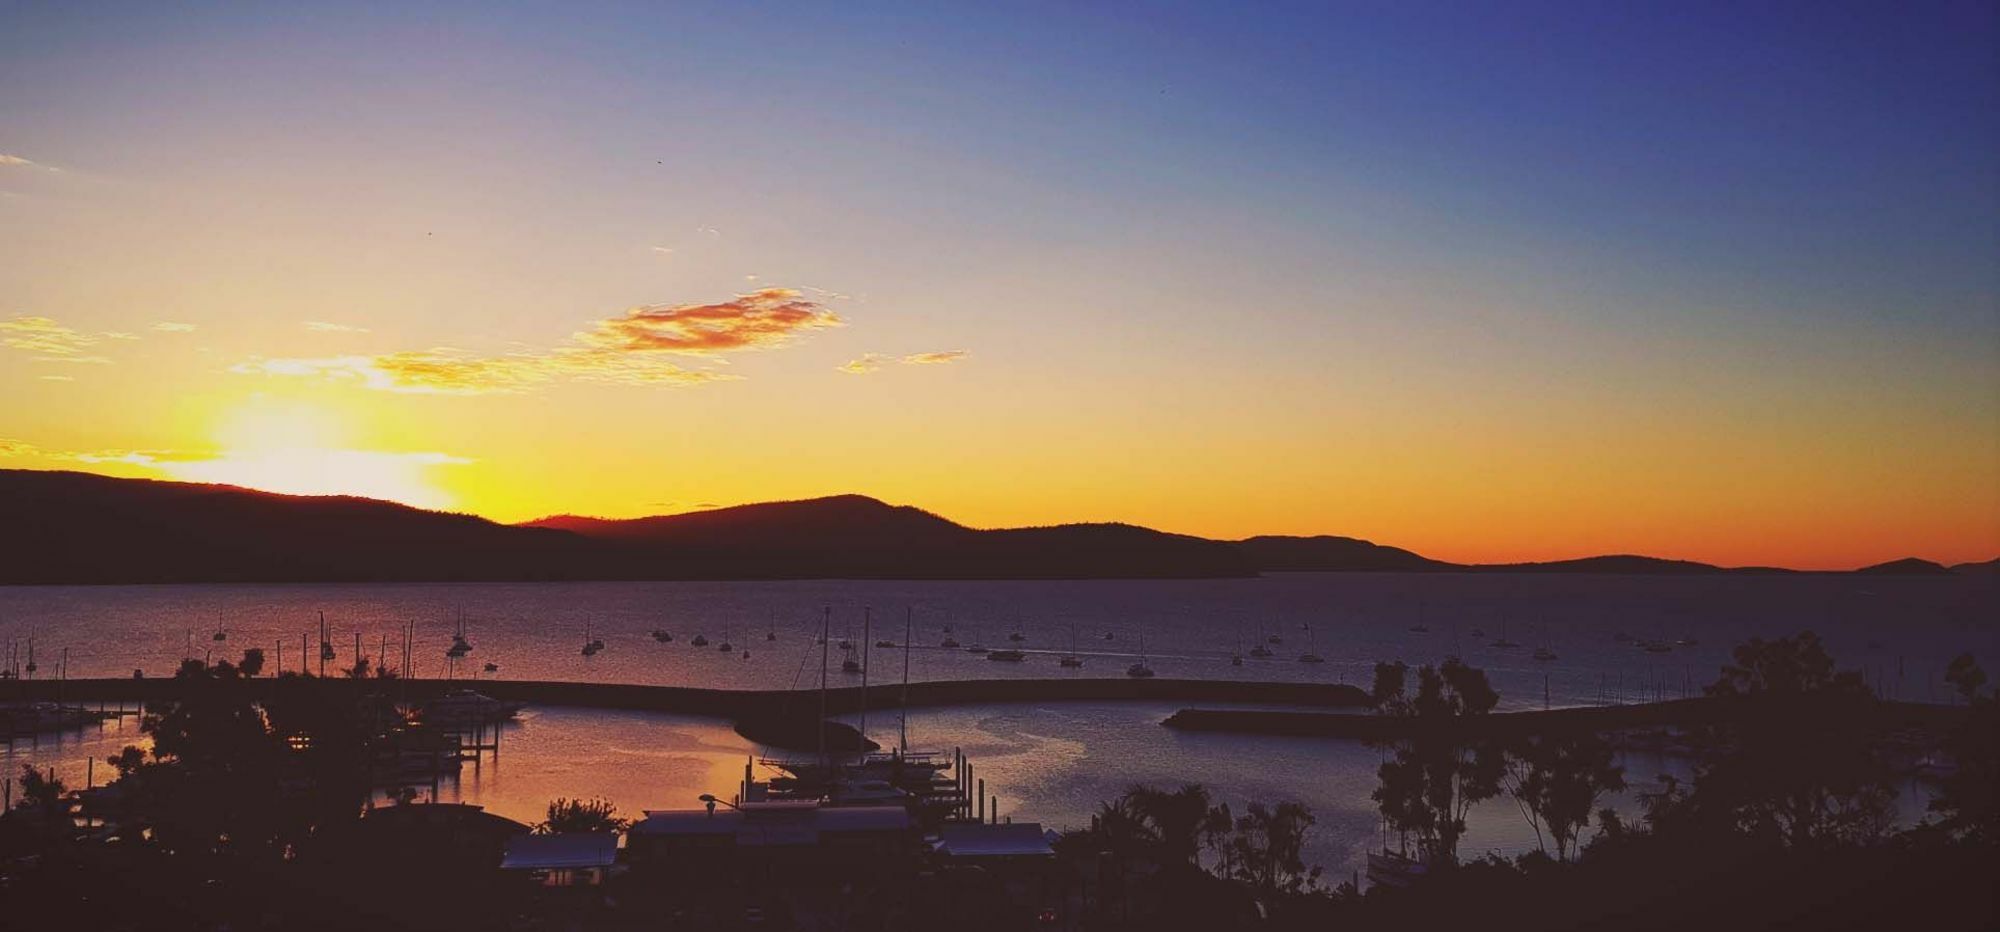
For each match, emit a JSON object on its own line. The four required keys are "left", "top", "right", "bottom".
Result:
{"left": 651, "top": 246, "right": 675, "bottom": 255}
{"left": 839, "top": 350, "right": 970, "bottom": 375}
{"left": 151, "top": 322, "right": 197, "bottom": 332}
{"left": 304, "top": 321, "right": 371, "bottom": 334}
{"left": 901, "top": 350, "right": 969, "bottom": 365}
{"left": 839, "top": 353, "right": 889, "bottom": 375}
{"left": 231, "top": 353, "right": 547, "bottom": 395}
{"left": 237, "top": 288, "right": 838, "bottom": 395}
{"left": 39, "top": 375, "right": 75, "bottom": 382}
{"left": 576, "top": 288, "right": 841, "bottom": 356}
{"left": 0, "top": 316, "right": 109, "bottom": 362}
{"left": 0, "top": 441, "right": 208, "bottom": 467}
{"left": 0, "top": 153, "right": 60, "bottom": 173}
{"left": 234, "top": 348, "right": 735, "bottom": 395}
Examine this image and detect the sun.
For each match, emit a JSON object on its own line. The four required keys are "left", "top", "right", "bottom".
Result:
{"left": 158, "top": 398, "right": 463, "bottom": 510}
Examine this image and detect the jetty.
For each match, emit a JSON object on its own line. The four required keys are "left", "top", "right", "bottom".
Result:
{"left": 8, "top": 676, "right": 1371, "bottom": 721}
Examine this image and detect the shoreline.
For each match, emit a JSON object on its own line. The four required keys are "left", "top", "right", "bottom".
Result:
{"left": 3, "top": 676, "right": 1373, "bottom": 720}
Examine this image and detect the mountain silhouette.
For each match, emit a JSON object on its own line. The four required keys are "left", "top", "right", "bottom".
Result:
{"left": 1854, "top": 557, "right": 1954, "bottom": 575}
{"left": 526, "top": 496, "right": 1245, "bottom": 579}
{"left": 0, "top": 469, "right": 1986, "bottom": 584}
{"left": 1233, "top": 535, "right": 1449, "bottom": 572}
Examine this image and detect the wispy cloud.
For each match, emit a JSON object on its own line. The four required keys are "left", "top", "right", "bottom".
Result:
{"left": 838, "top": 353, "right": 890, "bottom": 375}
{"left": 304, "top": 321, "right": 371, "bottom": 334}
{"left": 234, "top": 289, "right": 833, "bottom": 394}
{"left": 0, "top": 441, "right": 208, "bottom": 467}
{"left": 840, "top": 349, "right": 970, "bottom": 374}
{"left": 651, "top": 246, "right": 675, "bottom": 256}
{"left": 574, "top": 288, "right": 841, "bottom": 356}
{"left": 0, "top": 316, "right": 110, "bottom": 363}
{"left": 151, "top": 321, "right": 197, "bottom": 332}
{"left": 0, "top": 153, "right": 58, "bottom": 172}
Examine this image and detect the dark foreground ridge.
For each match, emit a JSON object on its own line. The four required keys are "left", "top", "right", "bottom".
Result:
{"left": 3, "top": 468, "right": 1990, "bottom": 582}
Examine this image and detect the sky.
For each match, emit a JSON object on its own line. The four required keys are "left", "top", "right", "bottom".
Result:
{"left": 1, "top": 1, "right": 1995, "bottom": 569}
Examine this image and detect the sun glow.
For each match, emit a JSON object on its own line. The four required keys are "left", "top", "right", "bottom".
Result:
{"left": 157, "top": 399, "right": 466, "bottom": 510}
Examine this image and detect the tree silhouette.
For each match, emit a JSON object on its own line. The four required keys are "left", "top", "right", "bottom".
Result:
{"left": 537, "top": 796, "right": 625, "bottom": 834}
{"left": 1503, "top": 733, "right": 1625, "bottom": 861}
{"left": 1692, "top": 631, "right": 1893, "bottom": 848}
{"left": 14, "top": 764, "right": 64, "bottom": 819}
{"left": 1224, "top": 801, "right": 1322, "bottom": 897}
{"left": 1930, "top": 652, "right": 1996, "bottom": 842}
{"left": 1126, "top": 783, "right": 1217, "bottom": 867}
{"left": 1370, "top": 657, "right": 1504, "bottom": 865}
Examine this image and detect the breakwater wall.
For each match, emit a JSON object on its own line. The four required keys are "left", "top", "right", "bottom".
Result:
{"left": 10, "top": 676, "right": 1371, "bottom": 719}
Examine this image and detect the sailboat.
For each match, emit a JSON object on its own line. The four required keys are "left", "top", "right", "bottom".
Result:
{"left": 718, "top": 628, "right": 734, "bottom": 652}
{"left": 691, "top": 632, "right": 709, "bottom": 647}
{"left": 581, "top": 620, "right": 602, "bottom": 656}
{"left": 1489, "top": 618, "right": 1520, "bottom": 649}
{"left": 841, "top": 645, "right": 862, "bottom": 674}
{"left": 1126, "top": 636, "right": 1155, "bottom": 678}
{"left": 447, "top": 613, "right": 473, "bottom": 658}
{"left": 1298, "top": 624, "right": 1325, "bottom": 663}
{"left": 652, "top": 629, "right": 673, "bottom": 643}
{"left": 1059, "top": 625, "right": 1083, "bottom": 668}
{"left": 1532, "top": 623, "right": 1557, "bottom": 661}
{"left": 212, "top": 610, "right": 227, "bottom": 642}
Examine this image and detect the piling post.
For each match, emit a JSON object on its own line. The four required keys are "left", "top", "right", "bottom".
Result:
{"left": 977, "top": 779, "right": 985, "bottom": 822}
{"left": 87, "top": 756, "right": 94, "bottom": 790}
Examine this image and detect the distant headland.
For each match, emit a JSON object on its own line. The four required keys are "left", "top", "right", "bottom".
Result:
{"left": 1, "top": 469, "right": 1991, "bottom": 585}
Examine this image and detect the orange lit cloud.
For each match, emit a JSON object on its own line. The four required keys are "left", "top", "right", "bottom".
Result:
{"left": 840, "top": 350, "right": 969, "bottom": 374}
{"left": 231, "top": 289, "right": 830, "bottom": 394}
{"left": 304, "top": 320, "right": 371, "bottom": 334}
{"left": 575, "top": 288, "right": 841, "bottom": 355}
{"left": 901, "top": 350, "right": 968, "bottom": 365}
{"left": 839, "top": 353, "right": 890, "bottom": 374}
{"left": 151, "top": 321, "right": 197, "bottom": 332}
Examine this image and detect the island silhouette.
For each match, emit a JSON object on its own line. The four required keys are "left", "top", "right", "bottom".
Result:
{"left": 0, "top": 469, "right": 1988, "bottom": 584}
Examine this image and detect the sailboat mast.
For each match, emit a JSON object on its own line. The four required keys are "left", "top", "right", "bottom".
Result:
{"left": 901, "top": 607, "right": 912, "bottom": 753}
{"left": 859, "top": 607, "right": 870, "bottom": 753}
{"left": 818, "top": 606, "right": 830, "bottom": 769}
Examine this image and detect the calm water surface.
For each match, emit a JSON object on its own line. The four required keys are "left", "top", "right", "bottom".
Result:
{"left": 4, "top": 574, "right": 1987, "bottom": 883}
{"left": 3, "top": 573, "right": 1993, "bottom": 708}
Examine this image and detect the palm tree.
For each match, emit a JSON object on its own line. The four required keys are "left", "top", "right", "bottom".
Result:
{"left": 1126, "top": 784, "right": 1216, "bottom": 867}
